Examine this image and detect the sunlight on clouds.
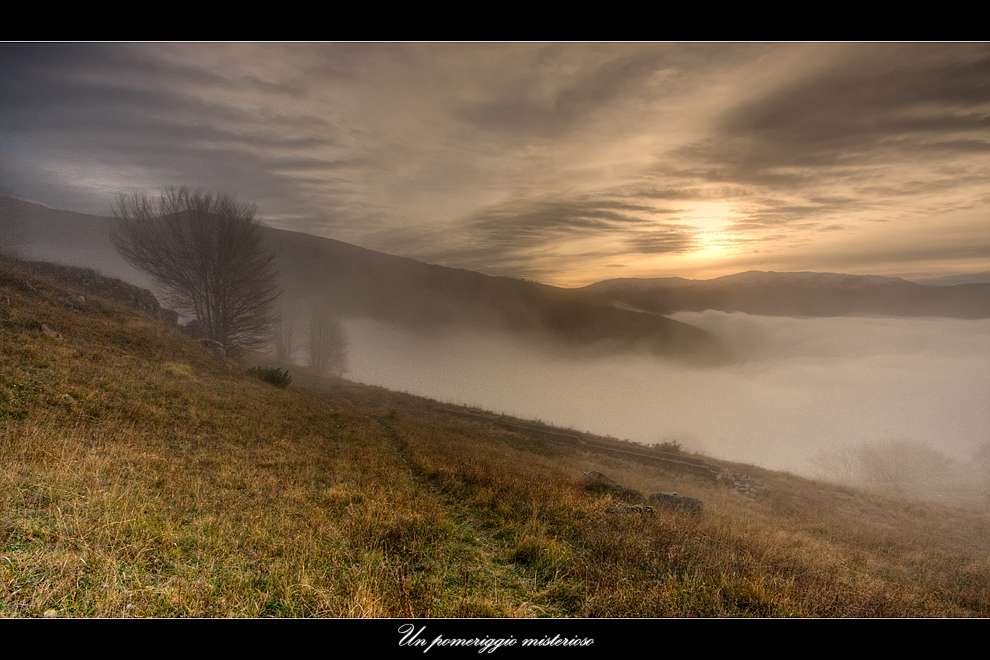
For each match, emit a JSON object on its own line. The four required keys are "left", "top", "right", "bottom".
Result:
{"left": 3, "top": 43, "right": 988, "bottom": 284}
{"left": 679, "top": 201, "right": 739, "bottom": 230}
{"left": 677, "top": 201, "right": 742, "bottom": 257}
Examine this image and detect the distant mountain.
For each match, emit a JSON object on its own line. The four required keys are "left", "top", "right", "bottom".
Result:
{"left": 587, "top": 276, "right": 701, "bottom": 290}
{"left": 264, "top": 226, "right": 724, "bottom": 358}
{"left": 910, "top": 272, "right": 990, "bottom": 286}
{"left": 0, "top": 197, "right": 721, "bottom": 359}
{"left": 583, "top": 270, "right": 990, "bottom": 318}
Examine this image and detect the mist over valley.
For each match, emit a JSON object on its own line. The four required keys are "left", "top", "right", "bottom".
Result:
{"left": 341, "top": 312, "right": 990, "bottom": 476}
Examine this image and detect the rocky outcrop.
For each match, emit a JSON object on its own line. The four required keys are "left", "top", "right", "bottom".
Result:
{"left": 582, "top": 471, "right": 705, "bottom": 518}
{"left": 199, "top": 338, "right": 226, "bottom": 357}
{"left": 604, "top": 504, "right": 656, "bottom": 517}
{"left": 581, "top": 471, "right": 643, "bottom": 503}
{"left": 649, "top": 492, "right": 704, "bottom": 516}
{"left": 717, "top": 470, "right": 758, "bottom": 497}
{"left": 18, "top": 260, "right": 176, "bottom": 323}
{"left": 41, "top": 324, "right": 64, "bottom": 341}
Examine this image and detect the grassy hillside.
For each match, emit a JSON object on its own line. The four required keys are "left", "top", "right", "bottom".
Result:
{"left": 3, "top": 257, "right": 990, "bottom": 617}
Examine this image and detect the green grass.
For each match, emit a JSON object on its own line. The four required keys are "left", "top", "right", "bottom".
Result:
{"left": 3, "top": 256, "right": 990, "bottom": 617}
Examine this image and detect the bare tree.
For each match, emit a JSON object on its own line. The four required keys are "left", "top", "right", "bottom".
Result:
{"left": 272, "top": 305, "right": 299, "bottom": 363}
{"left": 813, "top": 439, "right": 953, "bottom": 496}
{"left": 973, "top": 442, "right": 990, "bottom": 494}
{"left": 0, "top": 195, "right": 16, "bottom": 258}
{"left": 308, "top": 307, "right": 348, "bottom": 376}
{"left": 111, "top": 187, "right": 280, "bottom": 351}
{"left": 0, "top": 179, "right": 24, "bottom": 258}
{"left": 810, "top": 445, "right": 860, "bottom": 484}
{"left": 855, "top": 439, "right": 952, "bottom": 494}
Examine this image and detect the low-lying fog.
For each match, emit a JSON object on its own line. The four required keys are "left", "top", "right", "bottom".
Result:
{"left": 343, "top": 312, "right": 990, "bottom": 476}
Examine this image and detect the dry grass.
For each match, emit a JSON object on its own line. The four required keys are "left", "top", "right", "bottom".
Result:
{"left": 3, "top": 256, "right": 989, "bottom": 617}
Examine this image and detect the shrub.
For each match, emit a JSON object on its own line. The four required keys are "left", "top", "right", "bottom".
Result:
{"left": 248, "top": 366, "right": 292, "bottom": 389}
{"left": 812, "top": 439, "right": 953, "bottom": 495}
{"left": 653, "top": 439, "right": 682, "bottom": 453}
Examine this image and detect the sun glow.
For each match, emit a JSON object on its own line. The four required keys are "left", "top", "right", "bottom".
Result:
{"left": 679, "top": 201, "right": 741, "bottom": 256}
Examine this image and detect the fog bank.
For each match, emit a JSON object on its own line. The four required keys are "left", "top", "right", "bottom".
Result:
{"left": 343, "top": 312, "right": 990, "bottom": 475}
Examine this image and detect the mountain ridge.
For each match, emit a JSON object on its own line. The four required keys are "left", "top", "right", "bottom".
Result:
{"left": 583, "top": 270, "right": 990, "bottom": 319}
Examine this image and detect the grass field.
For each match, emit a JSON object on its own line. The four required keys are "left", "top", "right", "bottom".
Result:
{"left": 3, "top": 256, "right": 989, "bottom": 617}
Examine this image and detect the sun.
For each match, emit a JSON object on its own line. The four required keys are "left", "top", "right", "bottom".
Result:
{"left": 680, "top": 202, "right": 740, "bottom": 256}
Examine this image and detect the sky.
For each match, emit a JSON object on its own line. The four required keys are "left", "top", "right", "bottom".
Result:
{"left": 2, "top": 42, "right": 988, "bottom": 287}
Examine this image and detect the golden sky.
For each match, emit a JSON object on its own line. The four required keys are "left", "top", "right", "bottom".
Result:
{"left": 2, "top": 43, "right": 987, "bottom": 286}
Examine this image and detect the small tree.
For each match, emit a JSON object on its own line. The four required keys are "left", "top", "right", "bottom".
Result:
{"left": 973, "top": 442, "right": 990, "bottom": 493}
{"left": 308, "top": 307, "right": 348, "bottom": 376}
{"left": 855, "top": 439, "right": 952, "bottom": 494}
{"left": 0, "top": 185, "right": 24, "bottom": 259}
{"left": 111, "top": 187, "right": 280, "bottom": 350}
{"left": 272, "top": 305, "right": 299, "bottom": 363}
{"left": 813, "top": 439, "right": 953, "bottom": 496}
{"left": 810, "top": 445, "right": 860, "bottom": 484}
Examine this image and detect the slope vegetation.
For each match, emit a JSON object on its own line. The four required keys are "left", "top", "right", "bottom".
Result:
{"left": 2, "top": 257, "right": 989, "bottom": 617}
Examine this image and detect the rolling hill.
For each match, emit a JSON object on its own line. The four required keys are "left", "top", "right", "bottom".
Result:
{"left": 1, "top": 197, "right": 720, "bottom": 360}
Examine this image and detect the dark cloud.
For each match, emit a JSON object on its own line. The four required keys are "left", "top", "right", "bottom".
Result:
{"left": 467, "top": 197, "right": 653, "bottom": 243}
{"left": 452, "top": 43, "right": 753, "bottom": 140}
{"left": 0, "top": 43, "right": 358, "bottom": 225}
{"left": 852, "top": 171, "right": 990, "bottom": 198}
{"left": 704, "top": 44, "right": 990, "bottom": 177}
{"left": 455, "top": 47, "right": 667, "bottom": 138}
{"left": 726, "top": 201, "right": 855, "bottom": 230}
{"left": 626, "top": 227, "right": 698, "bottom": 255}
{"left": 2, "top": 45, "right": 257, "bottom": 124}
{"left": 628, "top": 186, "right": 704, "bottom": 201}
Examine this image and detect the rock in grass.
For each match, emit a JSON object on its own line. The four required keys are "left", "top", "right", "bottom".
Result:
{"left": 649, "top": 492, "right": 704, "bottom": 516}
{"left": 42, "top": 324, "right": 64, "bottom": 341}
{"left": 580, "top": 471, "right": 643, "bottom": 503}
{"left": 605, "top": 504, "right": 656, "bottom": 517}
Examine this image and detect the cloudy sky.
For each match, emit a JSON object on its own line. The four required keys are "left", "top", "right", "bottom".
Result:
{"left": 2, "top": 43, "right": 988, "bottom": 286}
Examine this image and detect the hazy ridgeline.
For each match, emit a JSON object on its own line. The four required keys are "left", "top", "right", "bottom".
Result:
{"left": 342, "top": 311, "right": 990, "bottom": 479}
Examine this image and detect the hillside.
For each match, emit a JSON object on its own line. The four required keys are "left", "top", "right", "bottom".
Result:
{"left": 0, "top": 197, "right": 721, "bottom": 360}
{"left": 3, "top": 257, "right": 990, "bottom": 617}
